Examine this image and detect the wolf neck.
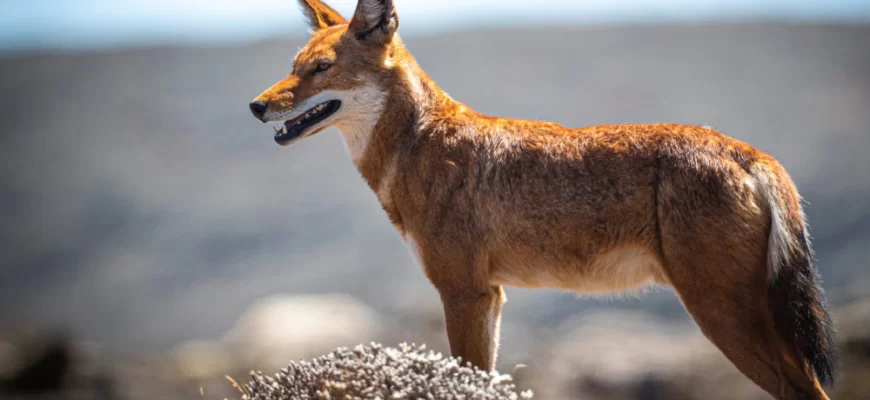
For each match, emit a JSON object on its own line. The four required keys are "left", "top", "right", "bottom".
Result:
{"left": 337, "top": 55, "right": 454, "bottom": 200}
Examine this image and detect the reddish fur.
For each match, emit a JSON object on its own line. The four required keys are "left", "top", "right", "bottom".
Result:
{"left": 250, "top": 2, "right": 836, "bottom": 398}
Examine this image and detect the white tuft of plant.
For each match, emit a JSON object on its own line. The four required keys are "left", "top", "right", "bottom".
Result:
{"left": 238, "top": 343, "right": 533, "bottom": 400}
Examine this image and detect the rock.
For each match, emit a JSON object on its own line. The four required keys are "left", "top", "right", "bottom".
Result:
{"left": 0, "top": 336, "right": 71, "bottom": 393}
{"left": 222, "top": 293, "right": 381, "bottom": 369}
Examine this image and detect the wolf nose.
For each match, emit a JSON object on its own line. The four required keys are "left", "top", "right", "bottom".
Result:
{"left": 249, "top": 101, "right": 268, "bottom": 121}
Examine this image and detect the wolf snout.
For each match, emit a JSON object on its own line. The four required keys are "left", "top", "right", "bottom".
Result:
{"left": 249, "top": 101, "right": 268, "bottom": 122}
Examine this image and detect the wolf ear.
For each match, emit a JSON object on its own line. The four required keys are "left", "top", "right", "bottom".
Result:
{"left": 349, "top": 0, "right": 399, "bottom": 44}
{"left": 298, "top": 0, "right": 347, "bottom": 30}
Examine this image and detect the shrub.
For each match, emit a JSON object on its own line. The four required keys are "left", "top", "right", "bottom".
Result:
{"left": 239, "top": 343, "right": 532, "bottom": 400}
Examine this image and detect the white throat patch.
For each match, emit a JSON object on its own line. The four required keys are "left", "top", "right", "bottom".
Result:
{"left": 334, "top": 84, "right": 387, "bottom": 164}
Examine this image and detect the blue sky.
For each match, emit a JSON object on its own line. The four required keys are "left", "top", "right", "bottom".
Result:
{"left": 2, "top": 0, "right": 869, "bottom": 52}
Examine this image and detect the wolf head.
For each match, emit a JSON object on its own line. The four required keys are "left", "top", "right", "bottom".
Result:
{"left": 249, "top": 0, "right": 402, "bottom": 148}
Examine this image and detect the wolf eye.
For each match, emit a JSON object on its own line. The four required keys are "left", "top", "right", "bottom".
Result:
{"left": 314, "top": 62, "right": 332, "bottom": 73}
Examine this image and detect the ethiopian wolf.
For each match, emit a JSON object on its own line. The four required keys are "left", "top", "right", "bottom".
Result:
{"left": 248, "top": 1, "right": 836, "bottom": 398}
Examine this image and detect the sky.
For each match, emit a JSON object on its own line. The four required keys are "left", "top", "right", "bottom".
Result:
{"left": 2, "top": 0, "right": 870, "bottom": 52}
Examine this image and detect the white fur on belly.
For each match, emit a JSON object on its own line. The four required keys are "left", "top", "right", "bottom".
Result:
{"left": 490, "top": 247, "right": 661, "bottom": 295}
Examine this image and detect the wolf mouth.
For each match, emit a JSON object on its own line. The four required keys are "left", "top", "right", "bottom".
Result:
{"left": 273, "top": 100, "right": 341, "bottom": 145}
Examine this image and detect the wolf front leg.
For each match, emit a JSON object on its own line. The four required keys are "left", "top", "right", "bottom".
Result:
{"left": 438, "top": 285, "right": 506, "bottom": 371}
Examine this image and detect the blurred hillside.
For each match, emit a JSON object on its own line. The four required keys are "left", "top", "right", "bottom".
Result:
{"left": 0, "top": 22, "right": 869, "bottom": 366}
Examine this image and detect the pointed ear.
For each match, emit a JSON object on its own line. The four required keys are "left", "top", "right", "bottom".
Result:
{"left": 298, "top": 0, "right": 347, "bottom": 31}
{"left": 349, "top": 0, "right": 399, "bottom": 44}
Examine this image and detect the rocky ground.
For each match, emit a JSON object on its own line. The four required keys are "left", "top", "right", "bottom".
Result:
{"left": 1, "top": 298, "right": 869, "bottom": 399}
